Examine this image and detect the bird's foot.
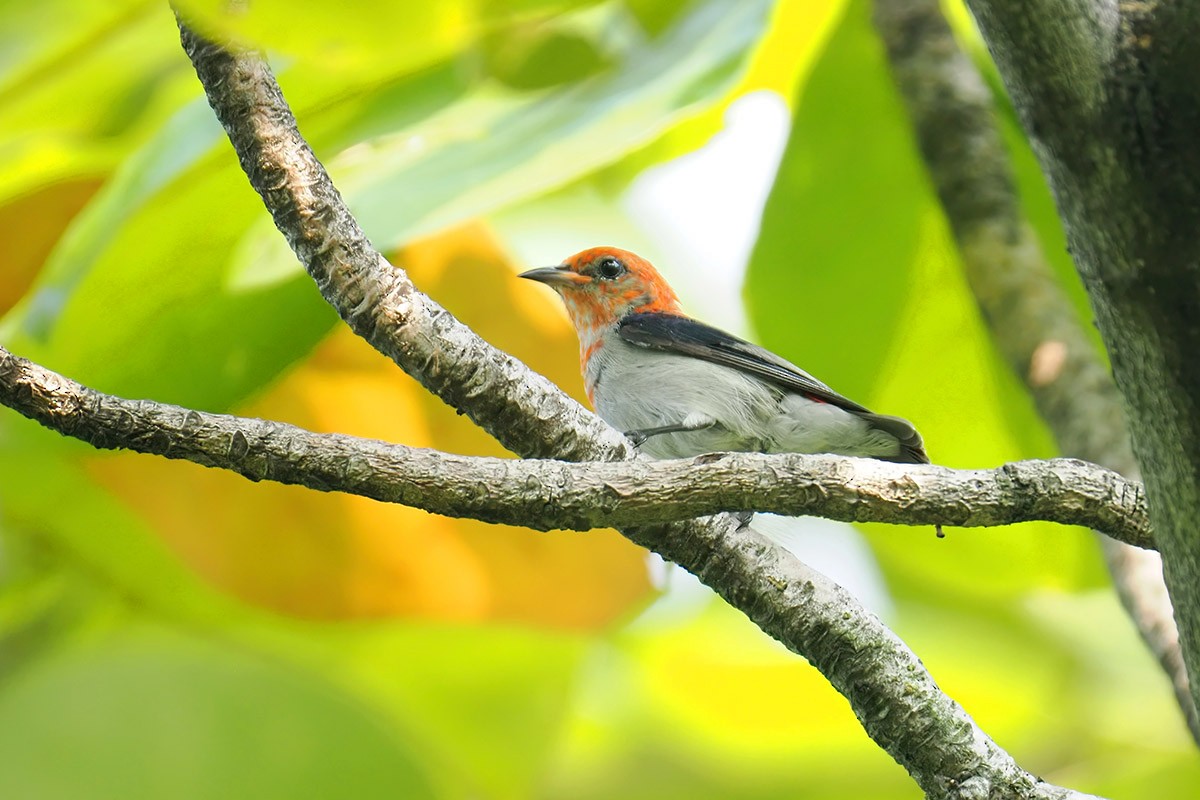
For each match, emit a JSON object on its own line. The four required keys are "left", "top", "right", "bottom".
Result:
{"left": 624, "top": 418, "right": 718, "bottom": 449}
{"left": 624, "top": 429, "right": 650, "bottom": 448}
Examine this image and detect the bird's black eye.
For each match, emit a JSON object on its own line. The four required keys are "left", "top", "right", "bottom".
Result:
{"left": 595, "top": 256, "right": 626, "bottom": 280}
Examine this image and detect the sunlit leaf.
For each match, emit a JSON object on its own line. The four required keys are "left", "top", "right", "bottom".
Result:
{"left": 744, "top": 0, "right": 925, "bottom": 403}
{"left": 0, "top": 2, "right": 199, "bottom": 192}
{"left": 544, "top": 597, "right": 915, "bottom": 799}
{"left": 325, "top": 0, "right": 773, "bottom": 260}
{"left": 174, "top": 0, "right": 473, "bottom": 75}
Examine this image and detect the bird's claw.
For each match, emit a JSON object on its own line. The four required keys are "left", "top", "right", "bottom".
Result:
{"left": 624, "top": 429, "right": 649, "bottom": 448}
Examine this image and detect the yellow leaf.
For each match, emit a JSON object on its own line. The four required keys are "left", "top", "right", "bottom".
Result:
{"left": 0, "top": 178, "right": 101, "bottom": 315}
{"left": 90, "top": 222, "right": 653, "bottom": 628}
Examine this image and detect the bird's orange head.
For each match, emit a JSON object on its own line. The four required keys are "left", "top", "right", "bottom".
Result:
{"left": 518, "top": 247, "right": 683, "bottom": 333}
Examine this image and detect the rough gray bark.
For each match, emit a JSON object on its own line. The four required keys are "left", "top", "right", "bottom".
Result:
{"left": 873, "top": 0, "right": 1197, "bottom": 741}
{"left": 965, "top": 0, "right": 1200, "bottom": 722}
{"left": 0, "top": 345, "right": 1150, "bottom": 545}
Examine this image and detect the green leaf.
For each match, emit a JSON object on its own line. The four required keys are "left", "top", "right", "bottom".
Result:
{"left": 853, "top": 210, "right": 1104, "bottom": 598}
{"left": 0, "top": 1, "right": 200, "bottom": 197}
{"left": 174, "top": 0, "right": 473, "bottom": 75}
{"left": 10, "top": 154, "right": 338, "bottom": 410}
{"left": 314, "top": 625, "right": 588, "bottom": 799}
{"left": 333, "top": 0, "right": 773, "bottom": 255}
{"left": 9, "top": 98, "right": 226, "bottom": 341}
{"left": 744, "top": 0, "right": 925, "bottom": 403}
{"left": 0, "top": 627, "right": 437, "bottom": 800}
{"left": 0, "top": 420, "right": 249, "bottom": 622}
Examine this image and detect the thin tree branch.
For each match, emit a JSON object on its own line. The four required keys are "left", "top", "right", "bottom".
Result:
{"left": 0, "top": 345, "right": 1151, "bottom": 546}
{"left": 873, "top": 0, "right": 1199, "bottom": 742}
{"left": 165, "top": 11, "right": 1103, "bottom": 797}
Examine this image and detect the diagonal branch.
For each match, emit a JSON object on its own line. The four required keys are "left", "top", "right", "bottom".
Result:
{"left": 175, "top": 17, "right": 628, "bottom": 464}
{"left": 164, "top": 10, "right": 1102, "bottom": 797}
{"left": 0, "top": 345, "right": 1151, "bottom": 545}
{"left": 873, "top": 0, "right": 1198, "bottom": 742}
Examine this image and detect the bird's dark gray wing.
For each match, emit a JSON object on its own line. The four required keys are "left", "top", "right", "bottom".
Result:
{"left": 617, "top": 312, "right": 929, "bottom": 464}
{"left": 617, "top": 312, "right": 870, "bottom": 411}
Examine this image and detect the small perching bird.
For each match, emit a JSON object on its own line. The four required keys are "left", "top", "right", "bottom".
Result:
{"left": 519, "top": 246, "right": 929, "bottom": 465}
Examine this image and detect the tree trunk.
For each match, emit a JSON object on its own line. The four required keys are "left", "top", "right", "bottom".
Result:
{"left": 967, "top": 0, "right": 1200, "bottom": 712}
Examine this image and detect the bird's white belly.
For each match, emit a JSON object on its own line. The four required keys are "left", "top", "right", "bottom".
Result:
{"left": 587, "top": 336, "right": 897, "bottom": 460}
{"left": 589, "top": 342, "right": 777, "bottom": 458}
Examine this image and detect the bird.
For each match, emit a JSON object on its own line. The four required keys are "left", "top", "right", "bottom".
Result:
{"left": 519, "top": 246, "right": 929, "bottom": 467}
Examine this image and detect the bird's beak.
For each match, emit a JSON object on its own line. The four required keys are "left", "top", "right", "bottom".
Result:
{"left": 518, "top": 265, "right": 591, "bottom": 286}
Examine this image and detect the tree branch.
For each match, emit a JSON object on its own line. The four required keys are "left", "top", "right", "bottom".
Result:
{"left": 164, "top": 10, "right": 1103, "bottom": 797}
{"left": 875, "top": 0, "right": 1198, "bottom": 742}
{"left": 0, "top": 344, "right": 1151, "bottom": 546}
{"left": 962, "top": 0, "right": 1116, "bottom": 135}
{"left": 174, "top": 16, "right": 629, "bottom": 464}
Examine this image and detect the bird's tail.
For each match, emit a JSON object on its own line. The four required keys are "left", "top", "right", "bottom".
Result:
{"left": 859, "top": 412, "right": 929, "bottom": 464}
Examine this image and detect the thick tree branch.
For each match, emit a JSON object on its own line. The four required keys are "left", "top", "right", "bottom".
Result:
{"left": 874, "top": 0, "right": 1198, "bottom": 742}
{"left": 174, "top": 16, "right": 629, "bottom": 464}
{"left": 0, "top": 345, "right": 1151, "bottom": 546}
{"left": 961, "top": 0, "right": 1200, "bottom": 732}
{"left": 164, "top": 11, "right": 1102, "bottom": 797}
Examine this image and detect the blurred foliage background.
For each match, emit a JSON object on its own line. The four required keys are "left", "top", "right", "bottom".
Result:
{"left": 0, "top": 0, "right": 1196, "bottom": 797}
